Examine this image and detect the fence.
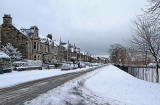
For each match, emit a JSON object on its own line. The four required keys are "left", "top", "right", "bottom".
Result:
{"left": 128, "top": 67, "right": 160, "bottom": 83}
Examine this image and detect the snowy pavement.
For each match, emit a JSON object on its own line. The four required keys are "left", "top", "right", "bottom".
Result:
{"left": 25, "top": 65, "right": 160, "bottom": 105}
{"left": 0, "top": 66, "right": 95, "bottom": 88}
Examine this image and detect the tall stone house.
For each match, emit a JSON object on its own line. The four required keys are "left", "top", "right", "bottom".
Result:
{"left": 0, "top": 14, "right": 54, "bottom": 62}
{"left": 0, "top": 14, "right": 29, "bottom": 59}
{"left": 20, "top": 26, "right": 43, "bottom": 60}
{"left": 40, "top": 37, "right": 55, "bottom": 63}
{"left": 21, "top": 27, "right": 55, "bottom": 63}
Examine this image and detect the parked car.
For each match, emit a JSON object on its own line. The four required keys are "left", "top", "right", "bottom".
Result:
{"left": 91, "top": 63, "right": 100, "bottom": 66}
{"left": 61, "top": 63, "right": 79, "bottom": 70}
{"left": 78, "top": 61, "right": 86, "bottom": 68}
{"left": 84, "top": 62, "right": 92, "bottom": 67}
{"left": 61, "top": 63, "right": 71, "bottom": 70}
{"left": 71, "top": 64, "right": 78, "bottom": 69}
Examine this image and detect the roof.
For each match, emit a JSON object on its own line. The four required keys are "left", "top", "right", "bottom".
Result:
{"left": 75, "top": 48, "right": 80, "bottom": 52}
{"left": 40, "top": 38, "right": 47, "bottom": 43}
{"left": 0, "top": 52, "right": 10, "bottom": 59}
{"left": 54, "top": 40, "right": 60, "bottom": 46}
{"left": 80, "top": 51, "right": 85, "bottom": 55}
{"left": 20, "top": 29, "right": 34, "bottom": 37}
{"left": 49, "top": 40, "right": 54, "bottom": 45}
{"left": 71, "top": 48, "right": 74, "bottom": 52}
{"left": 62, "top": 43, "right": 69, "bottom": 50}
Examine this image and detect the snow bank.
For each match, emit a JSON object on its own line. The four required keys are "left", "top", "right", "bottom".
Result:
{"left": 0, "top": 51, "right": 10, "bottom": 59}
{"left": 0, "top": 66, "right": 92, "bottom": 88}
{"left": 24, "top": 69, "right": 100, "bottom": 105}
{"left": 85, "top": 65, "right": 160, "bottom": 105}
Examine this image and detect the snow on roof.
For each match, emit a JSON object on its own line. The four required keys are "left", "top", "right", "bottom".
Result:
{"left": 75, "top": 48, "right": 80, "bottom": 52}
{"left": 62, "top": 43, "right": 69, "bottom": 50}
{"left": 63, "top": 44, "right": 68, "bottom": 49}
{"left": 40, "top": 38, "right": 47, "bottom": 43}
{"left": 54, "top": 40, "right": 60, "bottom": 46}
{"left": 80, "top": 51, "right": 87, "bottom": 55}
{"left": 49, "top": 40, "right": 54, "bottom": 45}
{"left": 20, "top": 29, "right": 34, "bottom": 37}
{"left": 96, "top": 55, "right": 110, "bottom": 58}
{"left": 71, "top": 48, "right": 74, "bottom": 52}
{"left": 80, "top": 51, "right": 84, "bottom": 54}
{"left": 0, "top": 52, "right": 10, "bottom": 59}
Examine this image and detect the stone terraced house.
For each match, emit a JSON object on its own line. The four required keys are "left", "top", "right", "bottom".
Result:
{"left": 0, "top": 14, "right": 94, "bottom": 63}
{"left": 0, "top": 14, "right": 29, "bottom": 59}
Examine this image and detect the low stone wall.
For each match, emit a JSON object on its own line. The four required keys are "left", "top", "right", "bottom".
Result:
{"left": 3, "top": 69, "right": 12, "bottom": 73}
{"left": 3, "top": 66, "right": 42, "bottom": 73}
{"left": 15, "top": 66, "right": 42, "bottom": 71}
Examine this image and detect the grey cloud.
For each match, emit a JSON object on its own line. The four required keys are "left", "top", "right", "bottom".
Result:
{"left": 0, "top": 0, "right": 147, "bottom": 55}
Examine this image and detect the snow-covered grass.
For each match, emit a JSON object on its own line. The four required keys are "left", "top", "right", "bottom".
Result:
{"left": 25, "top": 65, "right": 160, "bottom": 105}
{"left": 0, "top": 66, "right": 93, "bottom": 88}
{"left": 85, "top": 65, "right": 160, "bottom": 105}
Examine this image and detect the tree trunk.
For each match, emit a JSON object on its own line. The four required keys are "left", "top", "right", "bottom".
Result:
{"left": 156, "top": 63, "right": 159, "bottom": 83}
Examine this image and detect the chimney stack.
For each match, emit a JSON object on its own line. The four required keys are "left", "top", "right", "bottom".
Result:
{"left": 3, "top": 14, "right": 12, "bottom": 25}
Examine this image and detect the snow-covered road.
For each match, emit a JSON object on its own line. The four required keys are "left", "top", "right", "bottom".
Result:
{"left": 25, "top": 65, "right": 160, "bottom": 105}
{"left": 0, "top": 66, "right": 93, "bottom": 88}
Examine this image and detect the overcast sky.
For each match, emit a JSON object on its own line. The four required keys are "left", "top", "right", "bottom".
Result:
{"left": 0, "top": 0, "right": 148, "bottom": 56}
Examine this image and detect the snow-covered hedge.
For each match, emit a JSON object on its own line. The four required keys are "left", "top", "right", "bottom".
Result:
{"left": 13, "top": 60, "right": 42, "bottom": 67}
{"left": 27, "top": 60, "right": 42, "bottom": 67}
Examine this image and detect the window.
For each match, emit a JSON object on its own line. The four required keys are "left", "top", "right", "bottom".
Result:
{"left": 34, "top": 55, "right": 36, "bottom": 60}
{"left": 38, "top": 55, "right": 40, "bottom": 60}
{"left": 34, "top": 42, "right": 36, "bottom": 49}
{"left": 45, "top": 46, "right": 48, "bottom": 52}
{"left": 22, "top": 36, "right": 24, "bottom": 41}
{"left": 38, "top": 43, "right": 41, "bottom": 51}
{"left": 16, "top": 36, "right": 19, "bottom": 41}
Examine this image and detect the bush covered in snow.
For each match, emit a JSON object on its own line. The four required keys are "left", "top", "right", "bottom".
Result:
{"left": 2, "top": 43, "right": 22, "bottom": 61}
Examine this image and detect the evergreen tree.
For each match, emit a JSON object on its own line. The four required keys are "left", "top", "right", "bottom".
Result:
{"left": 2, "top": 43, "right": 22, "bottom": 61}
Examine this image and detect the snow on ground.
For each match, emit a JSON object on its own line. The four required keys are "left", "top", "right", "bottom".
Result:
{"left": 0, "top": 66, "right": 93, "bottom": 88}
{"left": 25, "top": 65, "right": 160, "bottom": 105}
{"left": 85, "top": 65, "right": 160, "bottom": 105}
{"left": 24, "top": 69, "right": 102, "bottom": 105}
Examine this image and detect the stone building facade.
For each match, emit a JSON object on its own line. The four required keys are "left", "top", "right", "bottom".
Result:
{"left": 20, "top": 26, "right": 42, "bottom": 60}
{"left": 0, "top": 14, "right": 53, "bottom": 62}
{"left": 21, "top": 27, "right": 54, "bottom": 63}
{"left": 0, "top": 14, "right": 29, "bottom": 59}
{"left": 0, "top": 14, "right": 95, "bottom": 63}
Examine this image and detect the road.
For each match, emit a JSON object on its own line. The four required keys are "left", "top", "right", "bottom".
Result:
{"left": 0, "top": 66, "right": 104, "bottom": 105}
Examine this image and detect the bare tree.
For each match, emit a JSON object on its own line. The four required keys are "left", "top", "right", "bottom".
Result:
{"left": 109, "top": 44, "right": 129, "bottom": 65}
{"left": 149, "top": 0, "right": 160, "bottom": 12}
{"left": 146, "top": 0, "right": 160, "bottom": 21}
{"left": 109, "top": 44, "right": 122, "bottom": 65}
{"left": 132, "top": 15, "right": 160, "bottom": 82}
